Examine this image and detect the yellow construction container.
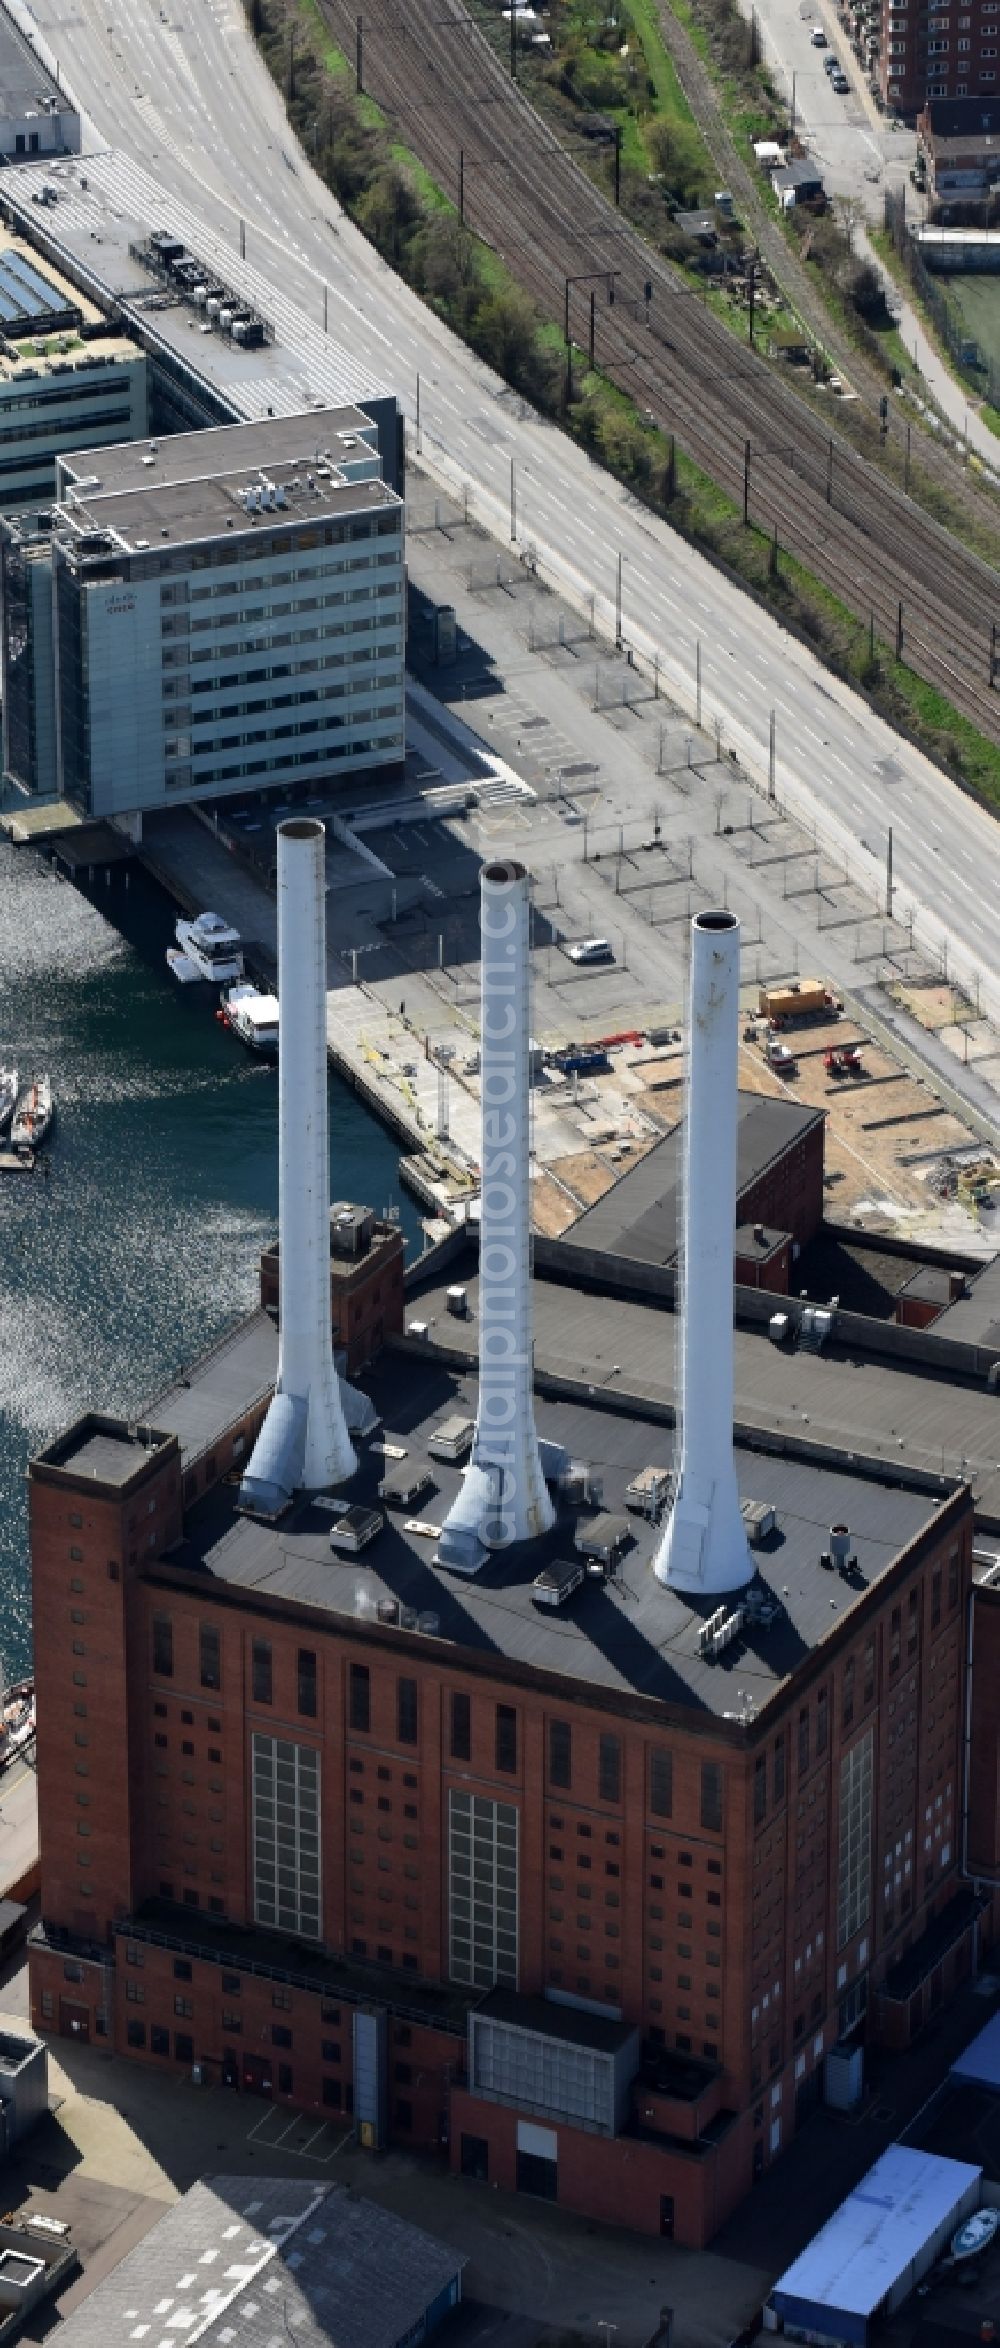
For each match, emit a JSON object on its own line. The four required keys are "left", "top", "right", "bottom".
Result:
{"left": 758, "top": 978, "right": 829, "bottom": 1023}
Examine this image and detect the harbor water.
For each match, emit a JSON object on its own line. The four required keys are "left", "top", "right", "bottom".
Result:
{"left": 0, "top": 839, "right": 421, "bottom": 1677}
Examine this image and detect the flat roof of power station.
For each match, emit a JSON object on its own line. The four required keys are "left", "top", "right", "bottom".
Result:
{"left": 161, "top": 1342, "right": 948, "bottom": 1724}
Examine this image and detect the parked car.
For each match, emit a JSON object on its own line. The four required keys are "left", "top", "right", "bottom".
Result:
{"left": 832, "top": 67, "right": 850, "bottom": 88}
{"left": 810, "top": 23, "right": 828, "bottom": 42}
{"left": 823, "top": 51, "right": 839, "bottom": 72}
{"left": 564, "top": 937, "right": 615, "bottom": 965}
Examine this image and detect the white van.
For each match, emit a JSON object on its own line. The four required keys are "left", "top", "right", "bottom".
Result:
{"left": 564, "top": 937, "right": 615, "bottom": 964}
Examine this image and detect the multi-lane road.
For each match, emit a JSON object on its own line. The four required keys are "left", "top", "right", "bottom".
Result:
{"left": 13, "top": 0, "right": 1000, "bottom": 1010}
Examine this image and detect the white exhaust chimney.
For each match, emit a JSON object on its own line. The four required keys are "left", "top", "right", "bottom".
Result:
{"left": 438, "top": 859, "right": 554, "bottom": 1572}
{"left": 240, "top": 818, "right": 360, "bottom": 1515}
{"left": 654, "top": 909, "right": 752, "bottom": 1596}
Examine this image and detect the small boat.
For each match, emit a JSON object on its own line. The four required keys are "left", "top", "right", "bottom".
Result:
{"left": 11, "top": 1073, "right": 53, "bottom": 1153}
{"left": 170, "top": 910, "right": 243, "bottom": 984}
{"left": 166, "top": 947, "right": 202, "bottom": 985}
{"left": 951, "top": 2207, "right": 1000, "bottom": 2261}
{"left": 218, "top": 982, "right": 279, "bottom": 1056}
{"left": 0, "top": 1066, "right": 17, "bottom": 1134}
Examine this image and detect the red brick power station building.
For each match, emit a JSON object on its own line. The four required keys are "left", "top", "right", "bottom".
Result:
{"left": 25, "top": 1165, "right": 990, "bottom": 2247}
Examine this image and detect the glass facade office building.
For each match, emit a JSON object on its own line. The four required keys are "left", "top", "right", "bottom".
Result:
{"left": 5, "top": 407, "right": 405, "bottom": 817}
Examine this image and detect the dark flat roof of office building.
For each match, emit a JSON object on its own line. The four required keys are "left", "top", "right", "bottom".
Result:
{"left": 565, "top": 1094, "right": 822, "bottom": 1267}
{"left": 61, "top": 409, "right": 381, "bottom": 498}
{"left": 167, "top": 1344, "right": 945, "bottom": 1724}
{"left": 477, "top": 1987, "right": 637, "bottom": 2053}
{"left": 1, "top": 155, "right": 391, "bottom": 426}
{"left": 0, "top": 7, "right": 72, "bottom": 117}
{"left": 58, "top": 439, "right": 397, "bottom": 554}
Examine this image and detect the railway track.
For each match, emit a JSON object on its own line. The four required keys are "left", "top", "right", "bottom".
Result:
{"left": 318, "top": 0, "right": 1000, "bottom": 742}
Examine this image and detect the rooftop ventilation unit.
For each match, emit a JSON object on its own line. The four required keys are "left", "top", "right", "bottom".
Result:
{"left": 799, "top": 1305, "right": 834, "bottom": 1351}
{"left": 741, "top": 1499, "right": 777, "bottom": 1544}
{"left": 821, "top": 1522, "right": 857, "bottom": 1571}
{"left": 698, "top": 1603, "right": 746, "bottom": 1660}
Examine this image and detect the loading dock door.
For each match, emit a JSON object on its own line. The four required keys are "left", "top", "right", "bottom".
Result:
{"left": 242, "top": 2053, "right": 273, "bottom": 2096}
{"left": 60, "top": 2000, "right": 90, "bottom": 2042}
{"left": 516, "top": 2118, "right": 558, "bottom": 2202}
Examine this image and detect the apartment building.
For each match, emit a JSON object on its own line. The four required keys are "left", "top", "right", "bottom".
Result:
{"left": 877, "top": 0, "right": 1000, "bottom": 113}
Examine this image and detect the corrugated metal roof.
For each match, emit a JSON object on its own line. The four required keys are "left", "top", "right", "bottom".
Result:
{"left": 772, "top": 2146, "right": 981, "bottom": 2320}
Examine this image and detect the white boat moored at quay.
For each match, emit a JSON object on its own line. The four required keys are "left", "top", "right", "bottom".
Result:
{"left": 168, "top": 911, "right": 244, "bottom": 985}
{"left": 218, "top": 982, "right": 279, "bottom": 1055}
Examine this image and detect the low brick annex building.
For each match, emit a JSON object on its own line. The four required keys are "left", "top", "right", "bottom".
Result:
{"left": 26, "top": 1210, "right": 991, "bottom": 2248}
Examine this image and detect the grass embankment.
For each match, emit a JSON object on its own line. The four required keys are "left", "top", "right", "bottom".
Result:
{"left": 246, "top": 0, "right": 1000, "bottom": 807}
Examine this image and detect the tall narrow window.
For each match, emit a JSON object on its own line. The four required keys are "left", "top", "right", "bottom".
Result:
{"left": 816, "top": 1687, "right": 828, "bottom": 1756}
{"left": 450, "top": 1690, "right": 471, "bottom": 1762}
{"left": 349, "top": 1664, "right": 370, "bottom": 1733}
{"left": 252, "top": 1639, "right": 272, "bottom": 1705}
{"left": 842, "top": 1657, "right": 856, "bottom": 1728}
{"left": 200, "top": 1624, "right": 220, "bottom": 1691}
{"left": 152, "top": 1615, "right": 173, "bottom": 1678}
{"left": 297, "top": 1649, "right": 317, "bottom": 1718}
{"left": 701, "top": 1762, "right": 723, "bottom": 1833}
{"left": 599, "top": 1734, "right": 621, "bottom": 1805}
{"left": 549, "top": 1719, "right": 572, "bottom": 1791}
{"left": 252, "top": 1734, "right": 321, "bottom": 1940}
{"left": 650, "top": 1748, "right": 673, "bottom": 1818}
{"left": 773, "top": 1734, "right": 786, "bottom": 1805}
{"left": 398, "top": 1677, "right": 418, "bottom": 1746}
{"left": 754, "top": 1753, "right": 767, "bottom": 1826}
{"left": 798, "top": 1708, "right": 810, "bottom": 1776}
{"left": 837, "top": 1730, "right": 874, "bottom": 1950}
{"left": 449, "top": 1790, "right": 518, "bottom": 1988}
{"left": 495, "top": 1705, "right": 517, "bottom": 1775}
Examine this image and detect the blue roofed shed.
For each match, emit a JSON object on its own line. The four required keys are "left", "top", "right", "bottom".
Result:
{"left": 769, "top": 2144, "right": 982, "bottom": 2346}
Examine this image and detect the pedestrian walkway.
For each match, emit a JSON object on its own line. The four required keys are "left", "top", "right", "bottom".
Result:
{"left": 857, "top": 222, "right": 1000, "bottom": 474}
